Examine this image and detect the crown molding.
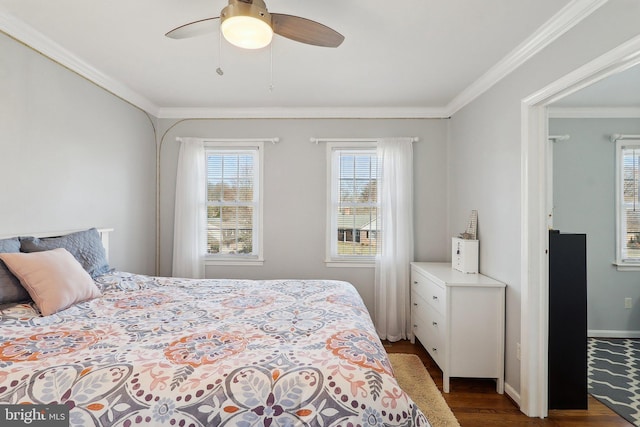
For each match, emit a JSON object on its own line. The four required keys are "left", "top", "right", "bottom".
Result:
{"left": 0, "top": 7, "right": 160, "bottom": 116}
{"left": 523, "top": 34, "right": 640, "bottom": 106}
{"left": 548, "top": 106, "right": 640, "bottom": 118}
{"left": 444, "top": 0, "right": 608, "bottom": 117}
{"left": 155, "top": 106, "right": 451, "bottom": 119}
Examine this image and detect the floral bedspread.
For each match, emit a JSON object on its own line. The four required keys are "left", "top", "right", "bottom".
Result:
{"left": 0, "top": 272, "right": 430, "bottom": 427}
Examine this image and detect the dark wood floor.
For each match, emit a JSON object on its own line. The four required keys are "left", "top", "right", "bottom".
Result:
{"left": 384, "top": 340, "right": 633, "bottom": 427}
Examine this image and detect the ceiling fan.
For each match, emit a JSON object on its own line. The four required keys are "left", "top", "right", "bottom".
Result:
{"left": 165, "top": 0, "right": 345, "bottom": 50}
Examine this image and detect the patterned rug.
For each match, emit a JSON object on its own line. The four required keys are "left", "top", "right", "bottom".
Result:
{"left": 588, "top": 338, "right": 640, "bottom": 426}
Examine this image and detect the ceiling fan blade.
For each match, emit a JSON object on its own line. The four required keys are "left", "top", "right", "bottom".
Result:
{"left": 272, "top": 14, "right": 344, "bottom": 47}
{"left": 165, "top": 17, "right": 220, "bottom": 39}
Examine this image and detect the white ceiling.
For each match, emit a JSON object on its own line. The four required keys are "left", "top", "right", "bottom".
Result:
{"left": 1, "top": 0, "right": 617, "bottom": 118}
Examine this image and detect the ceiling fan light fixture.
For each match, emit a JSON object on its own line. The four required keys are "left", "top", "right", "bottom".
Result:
{"left": 220, "top": 1, "right": 273, "bottom": 49}
{"left": 165, "top": 0, "right": 345, "bottom": 48}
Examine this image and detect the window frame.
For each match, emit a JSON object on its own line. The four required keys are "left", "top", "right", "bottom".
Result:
{"left": 325, "top": 141, "right": 379, "bottom": 268}
{"left": 203, "top": 140, "right": 264, "bottom": 266}
{"left": 615, "top": 138, "right": 640, "bottom": 271}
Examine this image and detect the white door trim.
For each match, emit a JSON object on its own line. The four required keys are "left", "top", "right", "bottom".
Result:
{"left": 520, "top": 34, "right": 640, "bottom": 418}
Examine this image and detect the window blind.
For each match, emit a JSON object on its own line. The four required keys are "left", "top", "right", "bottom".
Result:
{"left": 334, "top": 149, "right": 379, "bottom": 258}
{"left": 206, "top": 149, "right": 257, "bottom": 256}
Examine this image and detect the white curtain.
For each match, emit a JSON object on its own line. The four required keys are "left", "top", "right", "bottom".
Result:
{"left": 172, "top": 137, "right": 206, "bottom": 279}
{"left": 374, "top": 138, "right": 414, "bottom": 342}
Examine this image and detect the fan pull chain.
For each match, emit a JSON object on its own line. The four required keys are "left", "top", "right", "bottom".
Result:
{"left": 269, "top": 42, "right": 274, "bottom": 92}
{"left": 216, "top": 27, "right": 224, "bottom": 76}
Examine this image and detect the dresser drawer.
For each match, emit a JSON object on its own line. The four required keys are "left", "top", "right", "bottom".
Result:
{"left": 424, "top": 308, "right": 445, "bottom": 364}
{"left": 412, "top": 269, "right": 446, "bottom": 314}
{"left": 425, "top": 306, "right": 445, "bottom": 340}
{"left": 411, "top": 288, "right": 430, "bottom": 316}
{"left": 411, "top": 308, "right": 437, "bottom": 359}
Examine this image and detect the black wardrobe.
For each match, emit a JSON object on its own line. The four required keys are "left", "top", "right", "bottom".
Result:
{"left": 548, "top": 229, "right": 588, "bottom": 410}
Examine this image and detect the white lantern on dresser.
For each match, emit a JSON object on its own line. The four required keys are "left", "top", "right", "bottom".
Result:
{"left": 451, "top": 237, "right": 479, "bottom": 273}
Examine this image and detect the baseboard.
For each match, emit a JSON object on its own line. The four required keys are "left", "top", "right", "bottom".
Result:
{"left": 588, "top": 330, "right": 640, "bottom": 338}
{"left": 504, "top": 381, "right": 521, "bottom": 409}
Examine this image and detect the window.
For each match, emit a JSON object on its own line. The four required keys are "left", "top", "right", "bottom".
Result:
{"left": 327, "top": 143, "right": 379, "bottom": 265}
{"left": 205, "top": 142, "right": 263, "bottom": 264}
{"left": 615, "top": 139, "right": 640, "bottom": 269}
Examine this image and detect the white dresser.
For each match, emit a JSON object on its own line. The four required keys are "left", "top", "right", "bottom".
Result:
{"left": 410, "top": 262, "right": 506, "bottom": 393}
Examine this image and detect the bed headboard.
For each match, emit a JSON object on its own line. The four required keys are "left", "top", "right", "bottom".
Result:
{"left": 96, "top": 228, "right": 113, "bottom": 261}
{"left": 0, "top": 228, "right": 114, "bottom": 261}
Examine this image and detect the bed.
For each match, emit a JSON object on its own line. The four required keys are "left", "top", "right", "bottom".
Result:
{"left": 0, "top": 228, "right": 430, "bottom": 427}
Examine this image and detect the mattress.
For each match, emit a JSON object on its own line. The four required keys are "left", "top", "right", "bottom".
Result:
{"left": 0, "top": 272, "right": 430, "bottom": 426}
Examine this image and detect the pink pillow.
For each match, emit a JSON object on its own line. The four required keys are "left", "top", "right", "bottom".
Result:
{"left": 0, "top": 248, "right": 101, "bottom": 316}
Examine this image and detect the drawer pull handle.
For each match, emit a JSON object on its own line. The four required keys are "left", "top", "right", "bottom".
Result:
{"left": 413, "top": 302, "right": 418, "bottom": 306}
{"left": 432, "top": 321, "right": 438, "bottom": 326}
{"left": 432, "top": 296, "right": 438, "bottom": 301}
{"left": 413, "top": 281, "right": 418, "bottom": 284}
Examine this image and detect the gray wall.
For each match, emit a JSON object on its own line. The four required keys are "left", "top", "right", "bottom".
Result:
{"left": 0, "top": 33, "right": 156, "bottom": 274}
{"left": 157, "top": 118, "right": 449, "bottom": 313}
{"left": 551, "top": 117, "right": 640, "bottom": 335}
{"left": 448, "top": 0, "right": 640, "bottom": 395}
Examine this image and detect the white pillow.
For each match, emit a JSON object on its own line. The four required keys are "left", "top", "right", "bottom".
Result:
{"left": 0, "top": 248, "right": 101, "bottom": 316}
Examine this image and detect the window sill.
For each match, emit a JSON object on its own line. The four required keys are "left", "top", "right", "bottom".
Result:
{"left": 205, "top": 257, "right": 264, "bottom": 267}
{"left": 612, "top": 262, "right": 640, "bottom": 271}
{"left": 325, "top": 260, "right": 375, "bottom": 268}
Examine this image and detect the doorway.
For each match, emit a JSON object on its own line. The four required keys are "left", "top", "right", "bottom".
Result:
{"left": 520, "top": 34, "right": 640, "bottom": 418}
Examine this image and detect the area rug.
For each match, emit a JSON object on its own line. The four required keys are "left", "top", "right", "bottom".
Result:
{"left": 388, "top": 353, "right": 460, "bottom": 427}
{"left": 588, "top": 338, "right": 640, "bottom": 426}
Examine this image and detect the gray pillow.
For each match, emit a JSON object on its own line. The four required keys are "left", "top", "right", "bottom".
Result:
{"left": 0, "top": 237, "right": 30, "bottom": 304}
{"left": 20, "top": 228, "right": 110, "bottom": 278}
